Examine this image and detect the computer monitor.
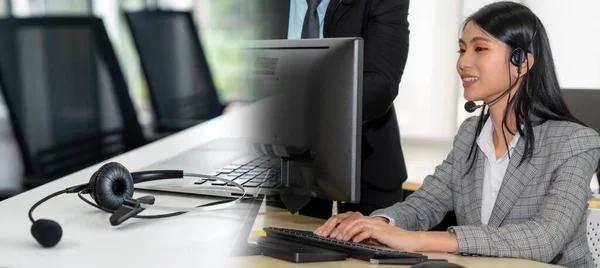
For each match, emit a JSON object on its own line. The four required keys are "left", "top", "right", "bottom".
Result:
{"left": 562, "top": 88, "right": 600, "bottom": 134}
{"left": 241, "top": 37, "right": 364, "bottom": 205}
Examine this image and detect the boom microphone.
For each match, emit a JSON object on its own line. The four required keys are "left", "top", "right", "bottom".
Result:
{"left": 464, "top": 101, "right": 482, "bottom": 113}
{"left": 463, "top": 78, "right": 518, "bottom": 113}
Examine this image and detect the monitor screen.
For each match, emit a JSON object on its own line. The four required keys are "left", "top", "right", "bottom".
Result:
{"left": 241, "top": 38, "right": 364, "bottom": 205}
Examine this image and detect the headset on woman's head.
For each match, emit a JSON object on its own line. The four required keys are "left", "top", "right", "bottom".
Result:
{"left": 464, "top": 18, "right": 538, "bottom": 113}
{"left": 509, "top": 18, "right": 538, "bottom": 74}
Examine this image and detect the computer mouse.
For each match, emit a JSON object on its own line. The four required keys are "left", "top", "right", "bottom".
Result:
{"left": 411, "top": 260, "right": 466, "bottom": 268}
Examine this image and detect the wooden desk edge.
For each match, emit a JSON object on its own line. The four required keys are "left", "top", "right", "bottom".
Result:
{"left": 402, "top": 181, "right": 422, "bottom": 192}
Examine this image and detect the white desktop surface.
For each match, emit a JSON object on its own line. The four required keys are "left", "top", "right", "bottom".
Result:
{"left": 0, "top": 103, "right": 258, "bottom": 268}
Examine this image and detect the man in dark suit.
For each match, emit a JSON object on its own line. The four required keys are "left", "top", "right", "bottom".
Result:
{"left": 254, "top": 0, "right": 410, "bottom": 218}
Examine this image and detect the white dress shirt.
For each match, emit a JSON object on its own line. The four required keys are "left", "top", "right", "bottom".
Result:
{"left": 477, "top": 118, "right": 520, "bottom": 225}
{"left": 372, "top": 118, "right": 520, "bottom": 227}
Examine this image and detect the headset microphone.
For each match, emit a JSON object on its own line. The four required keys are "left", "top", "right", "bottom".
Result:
{"left": 31, "top": 219, "right": 62, "bottom": 248}
{"left": 29, "top": 183, "right": 89, "bottom": 247}
{"left": 463, "top": 84, "right": 515, "bottom": 113}
{"left": 464, "top": 101, "right": 482, "bottom": 113}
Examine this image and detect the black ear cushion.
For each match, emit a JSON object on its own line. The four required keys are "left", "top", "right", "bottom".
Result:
{"left": 91, "top": 162, "right": 134, "bottom": 211}
{"left": 88, "top": 170, "right": 100, "bottom": 203}
{"left": 510, "top": 48, "right": 525, "bottom": 67}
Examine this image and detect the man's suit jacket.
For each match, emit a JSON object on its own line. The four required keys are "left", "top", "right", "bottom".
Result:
{"left": 257, "top": 0, "right": 411, "bottom": 213}
{"left": 372, "top": 116, "right": 600, "bottom": 267}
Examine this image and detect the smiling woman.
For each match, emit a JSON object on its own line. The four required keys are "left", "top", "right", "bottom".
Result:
{"left": 313, "top": 2, "right": 600, "bottom": 266}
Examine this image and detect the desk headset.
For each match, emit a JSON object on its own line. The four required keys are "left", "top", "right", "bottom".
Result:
{"left": 464, "top": 19, "right": 538, "bottom": 113}
{"left": 28, "top": 162, "right": 251, "bottom": 248}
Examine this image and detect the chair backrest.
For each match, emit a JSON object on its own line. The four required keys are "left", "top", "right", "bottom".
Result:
{"left": 562, "top": 89, "right": 600, "bottom": 136}
{"left": 0, "top": 17, "right": 147, "bottom": 187}
{"left": 562, "top": 88, "right": 600, "bottom": 182}
{"left": 587, "top": 208, "right": 600, "bottom": 266}
{"left": 124, "top": 10, "right": 223, "bottom": 132}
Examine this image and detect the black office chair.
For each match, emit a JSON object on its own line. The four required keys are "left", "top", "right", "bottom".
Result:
{"left": 562, "top": 88, "right": 600, "bottom": 184}
{"left": 0, "top": 17, "right": 147, "bottom": 189}
{"left": 124, "top": 10, "right": 226, "bottom": 134}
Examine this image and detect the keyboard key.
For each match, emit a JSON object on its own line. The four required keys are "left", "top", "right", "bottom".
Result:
{"left": 243, "top": 181, "right": 262, "bottom": 187}
{"left": 194, "top": 179, "right": 208, "bottom": 185}
{"left": 221, "top": 164, "right": 241, "bottom": 170}
{"left": 249, "top": 177, "right": 266, "bottom": 182}
{"left": 216, "top": 169, "right": 233, "bottom": 174}
{"left": 205, "top": 156, "right": 282, "bottom": 188}
{"left": 230, "top": 171, "right": 246, "bottom": 176}
{"left": 240, "top": 175, "right": 257, "bottom": 180}
{"left": 233, "top": 178, "right": 252, "bottom": 185}
{"left": 212, "top": 175, "right": 238, "bottom": 186}
{"left": 235, "top": 167, "right": 252, "bottom": 172}
{"left": 217, "top": 174, "right": 239, "bottom": 180}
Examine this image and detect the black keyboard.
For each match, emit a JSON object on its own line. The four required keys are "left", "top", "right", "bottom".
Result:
{"left": 257, "top": 236, "right": 348, "bottom": 263}
{"left": 263, "top": 227, "right": 425, "bottom": 260}
{"left": 193, "top": 155, "right": 281, "bottom": 189}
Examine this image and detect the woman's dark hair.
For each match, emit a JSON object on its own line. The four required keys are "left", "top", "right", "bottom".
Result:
{"left": 463, "top": 1, "right": 585, "bottom": 169}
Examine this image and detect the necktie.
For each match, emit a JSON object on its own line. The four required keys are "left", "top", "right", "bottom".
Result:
{"left": 301, "top": 0, "right": 322, "bottom": 38}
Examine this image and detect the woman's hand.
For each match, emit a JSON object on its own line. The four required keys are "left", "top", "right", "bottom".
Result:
{"left": 313, "top": 211, "right": 369, "bottom": 238}
{"left": 313, "top": 211, "right": 458, "bottom": 253}
{"left": 313, "top": 211, "right": 424, "bottom": 252}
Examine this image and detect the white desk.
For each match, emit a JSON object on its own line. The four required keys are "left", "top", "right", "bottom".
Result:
{"left": 0, "top": 103, "right": 258, "bottom": 267}
{"left": 0, "top": 102, "right": 559, "bottom": 268}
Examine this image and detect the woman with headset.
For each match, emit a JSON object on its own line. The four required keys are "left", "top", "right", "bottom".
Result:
{"left": 313, "top": 2, "right": 600, "bottom": 266}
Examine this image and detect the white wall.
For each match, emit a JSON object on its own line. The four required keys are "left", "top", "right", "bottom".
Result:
{"left": 395, "top": 0, "right": 461, "bottom": 141}
{"left": 525, "top": 0, "right": 600, "bottom": 89}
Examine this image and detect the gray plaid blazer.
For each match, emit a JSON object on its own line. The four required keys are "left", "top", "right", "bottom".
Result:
{"left": 371, "top": 116, "right": 600, "bottom": 267}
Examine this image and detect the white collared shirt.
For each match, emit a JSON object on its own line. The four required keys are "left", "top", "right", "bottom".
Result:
{"left": 477, "top": 118, "right": 520, "bottom": 225}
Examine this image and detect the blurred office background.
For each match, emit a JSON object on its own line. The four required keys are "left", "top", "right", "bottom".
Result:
{"left": 0, "top": 0, "right": 598, "bottom": 197}
{"left": 0, "top": 0, "right": 263, "bottom": 196}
